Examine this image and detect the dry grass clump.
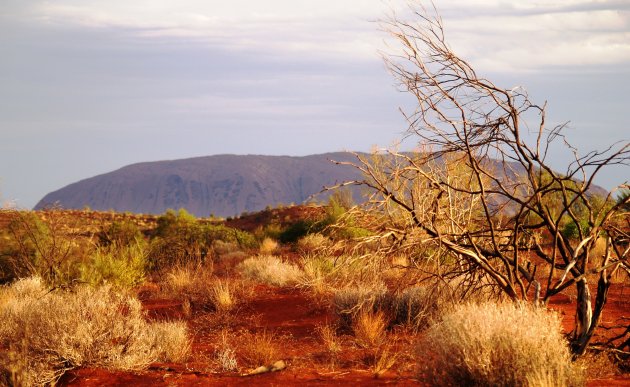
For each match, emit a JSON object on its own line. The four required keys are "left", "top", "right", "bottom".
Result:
{"left": 150, "top": 321, "right": 191, "bottom": 363}
{"left": 237, "top": 330, "right": 281, "bottom": 367}
{"left": 372, "top": 344, "right": 399, "bottom": 378}
{"left": 210, "top": 279, "right": 235, "bottom": 312}
{"left": 0, "top": 277, "right": 190, "bottom": 386}
{"left": 296, "top": 233, "right": 330, "bottom": 254}
{"left": 392, "top": 286, "right": 445, "bottom": 331}
{"left": 332, "top": 286, "right": 390, "bottom": 329}
{"left": 417, "top": 301, "right": 584, "bottom": 387}
{"left": 300, "top": 254, "right": 387, "bottom": 305}
{"left": 259, "top": 237, "right": 279, "bottom": 255}
{"left": 353, "top": 309, "right": 388, "bottom": 348}
{"left": 163, "top": 262, "right": 214, "bottom": 295}
{"left": 332, "top": 285, "right": 443, "bottom": 332}
{"left": 162, "top": 264, "right": 244, "bottom": 313}
{"left": 317, "top": 324, "right": 342, "bottom": 358}
{"left": 237, "top": 255, "right": 303, "bottom": 286}
{"left": 215, "top": 330, "right": 239, "bottom": 372}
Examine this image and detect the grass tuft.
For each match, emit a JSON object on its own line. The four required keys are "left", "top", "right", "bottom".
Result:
{"left": 0, "top": 277, "right": 190, "bottom": 386}
{"left": 353, "top": 309, "right": 388, "bottom": 349}
{"left": 417, "top": 301, "right": 584, "bottom": 386}
{"left": 237, "top": 255, "right": 303, "bottom": 286}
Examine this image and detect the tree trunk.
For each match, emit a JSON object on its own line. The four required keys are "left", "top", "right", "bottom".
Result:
{"left": 572, "top": 274, "right": 611, "bottom": 356}
{"left": 571, "top": 279, "right": 593, "bottom": 356}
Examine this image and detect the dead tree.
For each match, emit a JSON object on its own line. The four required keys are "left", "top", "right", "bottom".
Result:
{"left": 336, "top": 3, "right": 629, "bottom": 356}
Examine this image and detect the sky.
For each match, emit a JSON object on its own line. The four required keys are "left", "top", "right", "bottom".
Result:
{"left": 1, "top": 0, "right": 628, "bottom": 209}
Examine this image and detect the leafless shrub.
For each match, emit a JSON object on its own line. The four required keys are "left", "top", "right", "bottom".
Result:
{"left": 331, "top": 1, "right": 629, "bottom": 355}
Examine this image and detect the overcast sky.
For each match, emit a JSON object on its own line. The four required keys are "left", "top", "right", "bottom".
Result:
{"left": 1, "top": 0, "right": 628, "bottom": 209}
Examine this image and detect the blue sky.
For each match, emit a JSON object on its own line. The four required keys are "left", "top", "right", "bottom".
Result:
{"left": 1, "top": 0, "right": 628, "bottom": 208}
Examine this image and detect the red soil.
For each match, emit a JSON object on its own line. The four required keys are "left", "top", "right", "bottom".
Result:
{"left": 57, "top": 282, "right": 630, "bottom": 386}
{"left": 60, "top": 286, "right": 420, "bottom": 386}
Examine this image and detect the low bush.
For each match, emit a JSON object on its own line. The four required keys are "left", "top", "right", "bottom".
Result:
{"left": 148, "top": 209, "right": 257, "bottom": 270}
{"left": 162, "top": 263, "right": 215, "bottom": 304}
{"left": 259, "top": 237, "right": 279, "bottom": 255}
{"left": 237, "top": 255, "right": 303, "bottom": 286}
{"left": 279, "top": 220, "right": 314, "bottom": 243}
{"left": 296, "top": 233, "right": 330, "bottom": 254}
{"left": 0, "top": 277, "right": 190, "bottom": 386}
{"left": 79, "top": 241, "right": 147, "bottom": 288}
{"left": 417, "top": 301, "right": 584, "bottom": 386}
{"left": 98, "top": 219, "right": 143, "bottom": 247}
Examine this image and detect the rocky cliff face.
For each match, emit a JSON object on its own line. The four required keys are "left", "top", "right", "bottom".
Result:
{"left": 35, "top": 153, "right": 363, "bottom": 217}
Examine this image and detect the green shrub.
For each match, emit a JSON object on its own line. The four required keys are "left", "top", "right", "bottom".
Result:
{"left": 79, "top": 242, "right": 147, "bottom": 288}
{"left": 148, "top": 209, "right": 256, "bottom": 270}
{"left": 279, "top": 220, "right": 315, "bottom": 243}
{"left": 561, "top": 218, "right": 590, "bottom": 240}
{"left": 0, "top": 211, "right": 85, "bottom": 287}
{"left": 417, "top": 302, "right": 584, "bottom": 386}
{"left": 98, "top": 219, "right": 143, "bottom": 247}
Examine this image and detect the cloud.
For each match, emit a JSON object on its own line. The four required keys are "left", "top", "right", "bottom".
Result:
{"left": 386, "top": 1, "right": 630, "bottom": 72}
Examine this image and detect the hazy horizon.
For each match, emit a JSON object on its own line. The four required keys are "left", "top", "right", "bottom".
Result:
{"left": 1, "top": 0, "right": 628, "bottom": 209}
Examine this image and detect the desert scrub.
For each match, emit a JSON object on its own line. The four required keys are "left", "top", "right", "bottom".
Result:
{"left": 79, "top": 241, "right": 147, "bottom": 288}
{"left": 0, "top": 277, "right": 190, "bottom": 386}
{"left": 418, "top": 301, "right": 584, "bottom": 386}
{"left": 148, "top": 209, "right": 256, "bottom": 270}
{"left": 258, "top": 237, "right": 279, "bottom": 254}
{"left": 210, "top": 279, "right": 235, "bottom": 312}
{"left": 332, "top": 286, "right": 390, "bottom": 329}
{"left": 162, "top": 262, "right": 214, "bottom": 301}
{"left": 237, "top": 255, "right": 303, "bottom": 286}
{"left": 1, "top": 210, "right": 88, "bottom": 287}
{"left": 237, "top": 330, "right": 280, "bottom": 367}
{"left": 352, "top": 309, "right": 388, "bottom": 348}
{"left": 296, "top": 233, "right": 330, "bottom": 254}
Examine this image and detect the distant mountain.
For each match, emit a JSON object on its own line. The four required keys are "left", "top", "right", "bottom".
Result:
{"left": 35, "top": 152, "right": 609, "bottom": 218}
{"left": 35, "top": 153, "right": 364, "bottom": 217}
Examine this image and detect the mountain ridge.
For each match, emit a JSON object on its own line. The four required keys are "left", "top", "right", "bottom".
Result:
{"left": 35, "top": 153, "right": 364, "bottom": 217}
{"left": 35, "top": 152, "right": 609, "bottom": 217}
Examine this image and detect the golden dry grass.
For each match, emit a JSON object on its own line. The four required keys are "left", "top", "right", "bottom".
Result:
{"left": 353, "top": 309, "right": 388, "bottom": 349}
{"left": 0, "top": 277, "right": 191, "bottom": 386}
{"left": 210, "top": 279, "right": 235, "bottom": 312}
{"left": 259, "top": 237, "right": 279, "bottom": 255}
{"left": 417, "top": 301, "right": 584, "bottom": 386}
{"left": 237, "top": 255, "right": 302, "bottom": 286}
{"left": 237, "top": 330, "right": 281, "bottom": 367}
